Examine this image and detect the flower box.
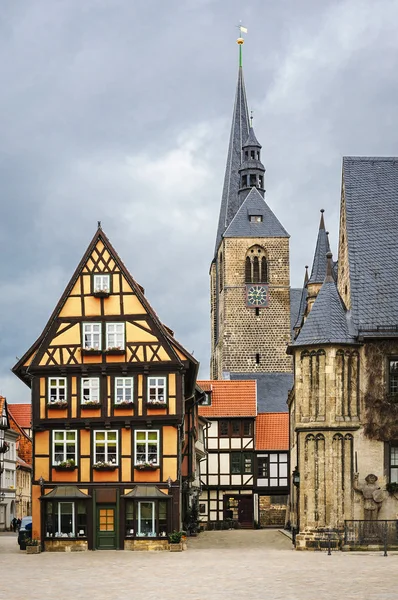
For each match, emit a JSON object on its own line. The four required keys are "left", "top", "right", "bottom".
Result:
{"left": 114, "top": 402, "right": 134, "bottom": 409}
{"left": 146, "top": 402, "right": 167, "bottom": 409}
{"left": 135, "top": 463, "right": 159, "bottom": 471}
{"left": 169, "top": 543, "right": 183, "bottom": 552}
{"left": 54, "top": 462, "right": 76, "bottom": 471}
{"left": 93, "top": 463, "right": 117, "bottom": 471}
{"left": 26, "top": 545, "right": 41, "bottom": 554}
{"left": 104, "top": 347, "right": 125, "bottom": 355}
{"left": 47, "top": 402, "right": 68, "bottom": 409}
{"left": 93, "top": 289, "right": 110, "bottom": 298}
{"left": 81, "top": 348, "right": 102, "bottom": 356}
{"left": 81, "top": 402, "right": 101, "bottom": 409}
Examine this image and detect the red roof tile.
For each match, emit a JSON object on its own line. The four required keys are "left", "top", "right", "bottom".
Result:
{"left": 256, "top": 413, "right": 289, "bottom": 450}
{"left": 8, "top": 404, "right": 31, "bottom": 429}
{"left": 198, "top": 380, "right": 256, "bottom": 417}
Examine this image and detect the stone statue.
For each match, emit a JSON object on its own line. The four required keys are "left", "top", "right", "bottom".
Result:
{"left": 353, "top": 473, "right": 385, "bottom": 520}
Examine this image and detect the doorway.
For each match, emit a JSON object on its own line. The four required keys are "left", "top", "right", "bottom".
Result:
{"left": 224, "top": 495, "right": 253, "bottom": 528}
{"left": 96, "top": 505, "right": 117, "bottom": 549}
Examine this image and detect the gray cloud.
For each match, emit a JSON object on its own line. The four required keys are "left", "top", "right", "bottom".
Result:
{"left": 1, "top": 0, "right": 398, "bottom": 401}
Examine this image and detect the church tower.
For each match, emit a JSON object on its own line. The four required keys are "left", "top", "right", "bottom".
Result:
{"left": 210, "top": 37, "right": 293, "bottom": 408}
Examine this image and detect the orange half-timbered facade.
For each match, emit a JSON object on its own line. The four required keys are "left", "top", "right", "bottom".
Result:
{"left": 13, "top": 226, "right": 198, "bottom": 551}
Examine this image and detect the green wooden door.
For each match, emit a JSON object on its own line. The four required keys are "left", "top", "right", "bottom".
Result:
{"left": 96, "top": 505, "right": 117, "bottom": 549}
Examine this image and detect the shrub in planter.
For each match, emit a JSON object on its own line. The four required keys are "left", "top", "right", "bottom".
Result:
{"left": 169, "top": 530, "right": 184, "bottom": 552}
{"left": 26, "top": 539, "right": 40, "bottom": 554}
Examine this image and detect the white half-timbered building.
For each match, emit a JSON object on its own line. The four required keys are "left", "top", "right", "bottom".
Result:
{"left": 198, "top": 380, "right": 257, "bottom": 528}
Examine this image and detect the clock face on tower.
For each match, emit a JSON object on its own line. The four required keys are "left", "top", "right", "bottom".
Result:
{"left": 246, "top": 284, "right": 269, "bottom": 307}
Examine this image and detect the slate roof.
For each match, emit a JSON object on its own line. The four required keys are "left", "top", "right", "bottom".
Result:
{"left": 308, "top": 210, "right": 331, "bottom": 284}
{"left": 243, "top": 126, "right": 261, "bottom": 148}
{"left": 223, "top": 187, "right": 289, "bottom": 239}
{"left": 43, "top": 486, "right": 91, "bottom": 499}
{"left": 343, "top": 157, "right": 398, "bottom": 329}
{"left": 8, "top": 404, "right": 31, "bottom": 429}
{"left": 290, "top": 287, "right": 303, "bottom": 339}
{"left": 197, "top": 380, "right": 257, "bottom": 417}
{"left": 229, "top": 373, "right": 292, "bottom": 413}
{"left": 292, "top": 267, "right": 309, "bottom": 335}
{"left": 122, "top": 486, "right": 169, "bottom": 499}
{"left": 294, "top": 256, "right": 357, "bottom": 346}
{"left": 255, "top": 413, "right": 289, "bottom": 451}
{"left": 214, "top": 67, "right": 250, "bottom": 255}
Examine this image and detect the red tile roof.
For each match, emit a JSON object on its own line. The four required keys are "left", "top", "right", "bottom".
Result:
{"left": 256, "top": 413, "right": 289, "bottom": 450}
{"left": 198, "top": 380, "right": 256, "bottom": 417}
{"left": 8, "top": 404, "right": 31, "bottom": 429}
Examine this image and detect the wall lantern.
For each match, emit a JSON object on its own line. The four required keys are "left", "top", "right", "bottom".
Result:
{"left": 293, "top": 467, "right": 300, "bottom": 487}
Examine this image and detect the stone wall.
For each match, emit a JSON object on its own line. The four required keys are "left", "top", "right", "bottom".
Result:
{"left": 258, "top": 495, "right": 287, "bottom": 528}
{"left": 124, "top": 539, "right": 169, "bottom": 551}
{"left": 44, "top": 540, "right": 88, "bottom": 552}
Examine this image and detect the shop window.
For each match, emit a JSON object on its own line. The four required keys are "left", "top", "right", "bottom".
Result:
{"left": 45, "top": 501, "right": 87, "bottom": 538}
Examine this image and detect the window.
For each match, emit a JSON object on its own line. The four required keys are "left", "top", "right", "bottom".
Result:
{"left": 126, "top": 500, "right": 168, "bottom": 538}
{"left": 81, "top": 377, "right": 100, "bottom": 404}
{"left": 230, "top": 452, "right": 253, "bottom": 474}
{"left": 243, "top": 421, "right": 253, "bottom": 436}
{"left": 106, "top": 322, "right": 125, "bottom": 350}
{"left": 201, "top": 392, "right": 211, "bottom": 406}
{"left": 250, "top": 174, "right": 257, "bottom": 186}
{"left": 94, "top": 430, "right": 118, "bottom": 465}
{"left": 126, "top": 503, "right": 135, "bottom": 536}
{"left": 45, "top": 501, "right": 87, "bottom": 538}
{"left": 242, "top": 174, "right": 248, "bottom": 187}
{"left": 390, "top": 446, "right": 398, "bottom": 483}
{"left": 93, "top": 274, "right": 110, "bottom": 293}
{"left": 83, "top": 323, "right": 102, "bottom": 350}
{"left": 219, "top": 421, "right": 229, "bottom": 437}
{"left": 53, "top": 431, "right": 77, "bottom": 465}
{"left": 48, "top": 378, "right": 67, "bottom": 404}
{"left": 250, "top": 215, "right": 262, "bottom": 223}
{"left": 148, "top": 377, "right": 166, "bottom": 404}
{"left": 115, "top": 377, "right": 133, "bottom": 404}
{"left": 244, "top": 246, "right": 268, "bottom": 284}
{"left": 250, "top": 150, "right": 255, "bottom": 159}
{"left": 135, "top": 430, "right": 159, "bottom": 466}
{"left": 253, "top": 256, "right": 259, "bottom": 282}
{"left": 231, "top": 421, "right": 240, "bottom": 437}
{"left": 389, "top": 360, "right": 398, "bottom": 395}
{"left": 258, "top": 457, "right": 269, "bottom": 478}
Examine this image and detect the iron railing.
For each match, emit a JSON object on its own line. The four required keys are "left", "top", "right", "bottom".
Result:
{"left": 344, "top": 520, "right": 398, "bottom": 548}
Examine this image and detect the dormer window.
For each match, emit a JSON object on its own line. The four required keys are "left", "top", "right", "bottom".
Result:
{"left": 250, "top": 215, "right": 262, "bottom": 223}
{"left": 201, "top": 392, "right": 212, "bottom": 406}
{"left": 93, "top": 274, "right": 110, "bottom": 297}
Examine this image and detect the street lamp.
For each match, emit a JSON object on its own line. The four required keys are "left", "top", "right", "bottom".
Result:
{"left": 293, "top": 467, "right": 300, "bottom": 487}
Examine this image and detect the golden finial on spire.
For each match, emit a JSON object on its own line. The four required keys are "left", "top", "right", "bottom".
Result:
{"left": 236, "top": 23, "right": 247, "bottom": 66}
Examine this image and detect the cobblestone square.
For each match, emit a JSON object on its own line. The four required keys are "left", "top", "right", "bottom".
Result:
{"left": 1, "top": 530, "right": 397, "bottom": 600}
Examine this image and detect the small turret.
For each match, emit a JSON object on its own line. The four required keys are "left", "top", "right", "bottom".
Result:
{"left": 238, "top": 126, "right": 265, "bottom": 201}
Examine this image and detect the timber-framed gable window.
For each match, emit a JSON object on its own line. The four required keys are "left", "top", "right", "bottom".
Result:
{"left": 94, "top": 430, "right": 118, "bottom": 466}
{"left": 147, "top": 377, "right": 167, "bottom": 406}
{"left": 219, "top": 419, "right": 254, "bottom": 438}
{"left": 390, "top": 446, "right": 398, "bottom": 483}
{"left": 81, "top": 377, "right": 100, "bottom": 405}
{"left": 48, "top": 377, "right": 67, "bottom": 405}
{"left": 230, "top": 452, "right": 253, "bottom": 474}
{"left": 52, "top": 431, "right": 77, "bottom": 466}
{"left": 134, "top": 430, "right": 159, "bottom": 467}
{"left": 115, "top": 377, "right": 134, "bottom": 405}
{"left": 388, "top": 360, "right": 398, "bottom": 397}
{"left": 45, "top": 501, "right": 87, "bottom": 538}
{"left": 83, "top": 322, "right": 102, "bottom": 351}
{"left": 93, "top": 274, "right": 111, "bottom": 295}
{"left": 106, "top": 323, "right": 125, "bottom": 351}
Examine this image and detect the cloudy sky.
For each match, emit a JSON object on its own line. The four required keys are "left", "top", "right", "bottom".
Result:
{"left": 1, "top": 0, "right": 398, "bottom": 402}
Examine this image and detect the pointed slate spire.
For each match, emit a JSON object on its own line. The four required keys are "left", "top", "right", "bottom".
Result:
{"left": 293, "top": 266, "right": 309, "bottom": 335}
{"left": 294, "top": 253, "right": 356, "bottom": 346}
{"left": 308, "top": 209, "right": 331, "bottom": 284}
{"left": 243, "top": 126, "right": 261, "bottom": 148}
{"left": 214, "top": 62, "right": 250, "bottom": 255}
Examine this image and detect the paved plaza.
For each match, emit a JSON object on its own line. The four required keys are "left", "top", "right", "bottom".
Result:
{"left": 0, "top": 530, "right": 397, "bottom": 600}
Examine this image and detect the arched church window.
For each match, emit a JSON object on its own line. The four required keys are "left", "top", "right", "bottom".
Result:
{"left": 244, "top": 246, "right": 268, "bottom": 284}
{"left": 261, "top": 257, "right": 268, "bottom": 283}
{"left": 219, "top": 253, "right": 223, "bottom": 292}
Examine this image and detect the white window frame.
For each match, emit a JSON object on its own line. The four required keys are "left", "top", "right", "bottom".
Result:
{"left": 52, "top": 430, "right": 77, "bottom": 465}
{"left": 48, "top": 377, "right": 67, "bottom": 404}
{"left": 134, "top": 430, "right": 159, "bottom": 466}
{"left": 94, "top": 430, "right": 119, "bottom": 465}
{"left": 83, "top": 322, "right": 102, "bottom": 350}
{"left": 58, "top": 502, "right": 75, "bottom": 536}
{"left": 93, "top": 274, "right": 110, "bottom": 293}
{"left": 106, "top": 323, "right": 125, "bottom": 350}
{"left": 81, "top": 377, "right": 100, "bottom": 404}
{"left": 115, "top": 377, "right": 134, "bottom": 404}
{"left": 147, "top": 377, "right": 167, "bottom": 404}
{"left": 137, "top": 501, "right": 155, "bottom": 537}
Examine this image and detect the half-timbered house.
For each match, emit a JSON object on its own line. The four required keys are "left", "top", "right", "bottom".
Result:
{"left": 13, "top": 226, "right": 198, "bottom": 551}
{"left": 198, "top": 380, "right": 257, "bottom": 528}
{"left": 254, "top": 413, "right": 289, "bottom": 527}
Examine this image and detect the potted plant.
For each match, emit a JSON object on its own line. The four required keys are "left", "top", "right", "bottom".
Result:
{"left": 168, "top": 530, "right": 183, "bottom": 552}
{"left": 93, "top": 461, "right": 117, "bottom": 470}
{"left": 105, "top": 346, "right": 125, "bottom": 355}
{"left": 26, "top": 539, "right": 41, "bottom": 554}
{"left": 55, "top": 459, "right": 76, "bottom": 471}
{"left": 147, "top": 399, "right": 167, "bottom": 408}
{"left": 135, "top": 461, "right": 158, "bottom": 471}
{"left": 386, "top": 482, "right": 398, "bottom": 495}
{"left": 81, "top": 347, "right": 102, "bottom": 356}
